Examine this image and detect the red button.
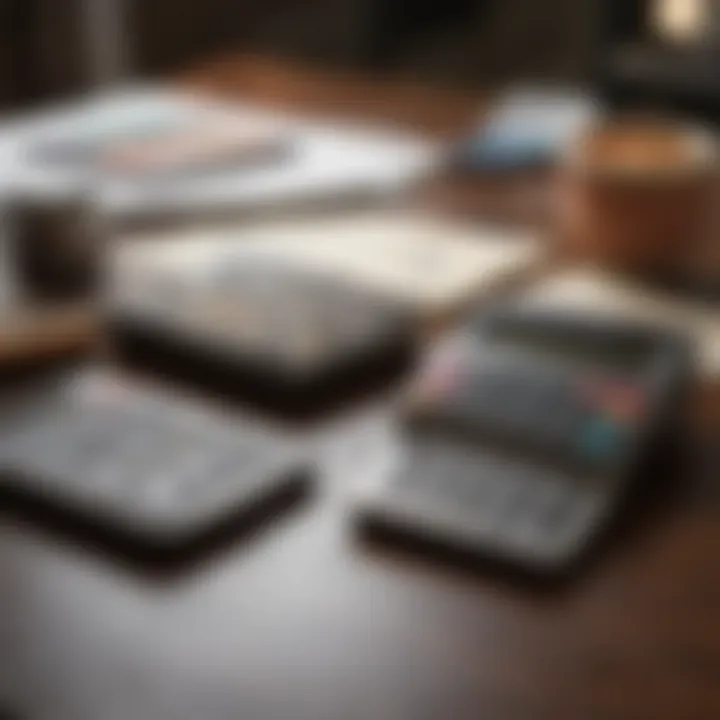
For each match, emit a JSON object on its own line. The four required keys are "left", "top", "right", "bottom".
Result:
{"left": 577, "top": 377, "right": 645, "bottom": 422}
{"left": 413, "top": 357, "right": 463, "bottom": 404}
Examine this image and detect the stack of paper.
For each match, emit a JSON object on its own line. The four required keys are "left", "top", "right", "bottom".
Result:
{"left": 0, "top": 86, "right": 440, "bottom": 221}
{"left": 113, "top": 210, "right": 543, "bottom": 321}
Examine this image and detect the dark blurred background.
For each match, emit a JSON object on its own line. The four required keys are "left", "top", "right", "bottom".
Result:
{"left": 2, "top": 0, "right": 600, "bottom": 107}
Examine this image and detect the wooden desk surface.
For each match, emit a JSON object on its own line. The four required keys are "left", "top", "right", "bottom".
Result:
{"left": 2, "top": 56, "right": 720, "bottom": 720}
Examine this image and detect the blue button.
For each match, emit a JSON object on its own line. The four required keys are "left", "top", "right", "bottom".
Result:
{"left": 580, "top": 419, "right": 626, "bottom": 463}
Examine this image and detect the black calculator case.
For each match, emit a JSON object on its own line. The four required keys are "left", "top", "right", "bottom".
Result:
{"left": 357, "top": 308, "right": 694, "bottom": 576}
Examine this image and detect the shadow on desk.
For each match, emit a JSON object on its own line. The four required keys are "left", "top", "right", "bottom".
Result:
{"left": 1, "top": 476, "right": 312, "bottom": 582}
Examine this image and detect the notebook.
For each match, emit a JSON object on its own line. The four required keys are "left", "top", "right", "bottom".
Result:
{"left": 112, "top": 211, "right": 544, "bottom": 325}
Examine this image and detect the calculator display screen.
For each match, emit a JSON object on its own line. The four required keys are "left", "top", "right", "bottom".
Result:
{"left": 493, "top": 329, "right": 653, "bottom": 375}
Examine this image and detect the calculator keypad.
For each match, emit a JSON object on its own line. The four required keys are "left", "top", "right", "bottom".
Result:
{"left": 410, "top": 336, "right": 647, "bottom": 474}
{"left": 386, "top": 437, "right": 605, "bottom": 560}
{"left": 0, "top": 371, "right": 302, "bottom": 540}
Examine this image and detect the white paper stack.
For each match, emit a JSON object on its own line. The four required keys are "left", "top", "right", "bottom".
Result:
{"left": 113, "top": 210, "right": 543, "bottom": 320}
{"left": 0, "top": 86, "right": 440, "bottom": 221}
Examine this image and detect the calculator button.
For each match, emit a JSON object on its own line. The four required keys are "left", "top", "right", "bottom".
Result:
{"left": 178, "top": 468, "right": 251, "bottom": 507}
{"left": 539, "top": 491, "right": 604, "bottom": 551}
{"left": 498, "top": 477, "right": 537, "bottom": 520}
{"left": 604, "top": 390, "right": 646, "bottom": 425}
{"left": 478, "top": 461, "right": 523, "bottom": 507}
{"left": 447, "top": 468, "right": 497, "bottom": 508}
{"left": 175, "top": 457, "right": 230, "bottom": 494}
{"left": 88, "top": 463, "right": 133, "bottom": 493}
{"left": 414, "top": 359, "right": 464, "bottom": 406}
{"left": 137, "top": 479, "right": 185, "bottom": 514}
{"left": 536, "top": 493, "right": 577, "bottom": 533}
{"left": 578, "top": 378, "right": 645, "bottom": 420}
{"left": 578, "top": 419, "right": 627, "bottom": 465}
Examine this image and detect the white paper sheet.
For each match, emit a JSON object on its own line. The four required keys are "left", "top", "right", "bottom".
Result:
{"left": 0, "top": 86, "right": 440, "bottom": 220}
{"left": 114, "top": 210, "right": 542, "bottom": 314}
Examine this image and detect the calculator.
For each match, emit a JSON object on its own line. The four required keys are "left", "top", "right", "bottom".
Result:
{"left": 356, "top": 308, "right": 692, "bottom": 574}
{"left": 109, "top": 259, "right": 417, "bottom": 418}
{"left": 0, "top": 368, "right": 308, "bottom": 555}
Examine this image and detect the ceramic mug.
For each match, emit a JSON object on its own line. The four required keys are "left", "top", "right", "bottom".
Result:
{"left": 556, "top": 118, "right": 720, "bottom": 278}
